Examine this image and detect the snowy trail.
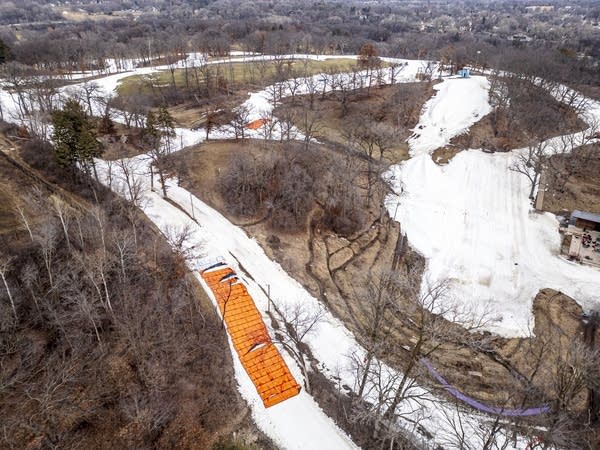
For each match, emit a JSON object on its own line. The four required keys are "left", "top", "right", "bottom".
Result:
{"left": 104, "top": 163, "right": 358, "bottom": 449}
{"left": 408, "top": 75, "right": 492, "bottom": 157}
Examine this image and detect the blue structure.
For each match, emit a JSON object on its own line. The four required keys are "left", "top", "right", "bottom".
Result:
{"left": 457, "top": 68, "right": 470, "bottom": 78}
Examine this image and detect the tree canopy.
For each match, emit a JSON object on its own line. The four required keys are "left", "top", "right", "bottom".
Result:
{"left": 357, "top": 42, "right": 381, "bottom": 70}
{"left": 51, "top": 99, "right": 102, "bottom": 177}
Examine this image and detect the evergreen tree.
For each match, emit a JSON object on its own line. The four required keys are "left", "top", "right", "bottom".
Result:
{"left": 144, "top": 106, "right": 176, "bottom": 198}
{"left": 51, "top": 99, "right": 102, "bottom": 179}
{"left": 98, "top": 110, "right": 115, "bottom": 135}
{"left": 157, "top": 106, "right": 176, "bottom": 151}
{"left": 144, "top": 107, "right": 176, "bottom": 151}
{"left": 144, "top": 110, "right": 160, "bottom": 148}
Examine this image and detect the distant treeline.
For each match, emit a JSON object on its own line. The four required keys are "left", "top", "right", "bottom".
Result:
{"left": 0, "top": 0, "right": 598, "bottom": 86}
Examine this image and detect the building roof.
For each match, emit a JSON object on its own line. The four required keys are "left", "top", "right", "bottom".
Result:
{"left": 572, "top": 210, "right": 600, "bottom": 224}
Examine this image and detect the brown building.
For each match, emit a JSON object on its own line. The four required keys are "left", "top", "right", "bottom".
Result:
{"left": 570, "top": 210, "right": 600, "bottom": 232}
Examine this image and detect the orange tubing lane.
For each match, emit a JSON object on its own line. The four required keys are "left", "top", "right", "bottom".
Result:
{"left": 201, "top": 263, "right": 301, "bottom": 407}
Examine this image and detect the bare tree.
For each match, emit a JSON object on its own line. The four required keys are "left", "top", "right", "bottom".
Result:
{"left": 557, "top": 115, "right": 600, "bottom": 153}
{"left": 0, "top": 254, "right": 17, "bottom": 319}
{"left": 35, "top": 221, "right": 59, "bottom": 290}
{"left": 106, "top": 219, "right": 134, "bottom": 276}
{"left": 303, "top": 75, "right": 319, "bottom": 110}
{"left": 553, "top": 85, "right": 590, "bottom": 118}
{"left": 284, "top": 74, "right": 303, "bottom": 105}
{"left": 273, "top": 300, "right": 325, "bottom": 394}
{"left": 266, "top": 82, "right": 284, "bottom": 109}
{"left": 0, "top": 62, "right": 32, "bottom": 119}
{"left": 299, "top": 108, "right": 322, "bottom": 151}
{"left": 276, "top": 106, "right": 299, "bottom": 141}
{"left": 163, "top": 223, "right": 195, "bottom": 262}
{"left": 116, "top": 158, "right": 145, "bottom": 207}
{"left": 201, "top": 103, "right": 223, "bottom": 140}
{"left": 13, "top": 202, "right": 34, "bottom": 242}
{"left": 145, "top": 108, "right": 175, "bottom": 198}
{"left": 381, "top": 279, "right": 455, "bottom": 423}
{"left": 345, "top": 118, "right": 396, "bottom": 207}
{"left": 258, "top": 111, "right": 276, "bottom": 141}
{"left": 28, "top": 76, "right": 59, "bottom": 114}
{"left": 348, "top": 271, "right": 492, "bottom": 444}
{"left": 388, "top": 62, "right": 406, "bottom": 85}
{"left": 112, "top": 93, "right": 151, "bottom": 129}
{"left": 50, "top": 195, "right": 74, "bottom": 251}
{"left": 439, "top": 403, "right": 517, "bottom": 450}
{"left": 73, "top": 81, "right": 103, "bottom": 116}
{"left": 488, "top": 72, "right": 511, "bottom": 136}
{"left": 333, "top": 76, "right": 352, "bottom": 117}
{"left": 552, "top": 341, "right": 600, "bottom": 416}
{"left": 230, "top": 104, "right": 252, "bottom": 141}
{"left": 417, "top": 60, "right": 436, "bottom": 82}
{"left": 78, "top": 248, "right": 114, "bottom": 314}
{"left": 351, "top": 273, "right": 399, "bottom": 398}
{"left": 509, "top": 140, "right": 550, "bottom": 201}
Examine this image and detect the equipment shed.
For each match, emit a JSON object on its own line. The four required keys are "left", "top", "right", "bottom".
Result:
{"left": 570, "top": 210, "right": 600, "bottom": 231}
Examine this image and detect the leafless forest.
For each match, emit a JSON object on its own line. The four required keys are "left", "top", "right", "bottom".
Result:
{"left": 0, "top": 1, "right": 599, "bottom": 449}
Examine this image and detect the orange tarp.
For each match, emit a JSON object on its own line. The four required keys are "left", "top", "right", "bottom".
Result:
{"left": 201, "top": 263, "right": 301, "bottom": 407}
{"left": 245, "top": 118, "right": 270, "bottom": 130}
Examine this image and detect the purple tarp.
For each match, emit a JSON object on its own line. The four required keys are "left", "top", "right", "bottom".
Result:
{"left": 420, "top": 358, "right": 551, "bottom": 417}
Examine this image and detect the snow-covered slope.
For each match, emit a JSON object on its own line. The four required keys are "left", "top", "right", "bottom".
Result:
{"left": 387, "top": 73, "right": 600, "bottom": 337}
{"left": 94, "top": 156, "right": 359, "bottom": 449}
{"left": 386, "top": 150, "right": 599, "bottom": 336}
{"left": 6, "top": 53, "right": 591, "bottom": 448}
{"left": 408, "top": 76, "right": 492, "bottom": 156}
{"left": 96, "top": 155, "right": 528, "bottom": 449}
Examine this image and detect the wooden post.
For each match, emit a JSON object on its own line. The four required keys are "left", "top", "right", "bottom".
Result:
{"left": 534, "top": 169, "right": 546, "bottom": 211}
{"left": 267, "top": 284, "right": 271, "bottom": 313}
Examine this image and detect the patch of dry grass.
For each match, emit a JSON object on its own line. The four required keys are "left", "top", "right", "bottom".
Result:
{"left": 116, "top": 58, "right": 362, "bottom": 97}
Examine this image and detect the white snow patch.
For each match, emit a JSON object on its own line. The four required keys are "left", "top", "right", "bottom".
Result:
{"left": 386, "top": 149, "right": 600, "bottom": 337}
{"left": 409, "top": 76, "right": 492, "bottom": 157}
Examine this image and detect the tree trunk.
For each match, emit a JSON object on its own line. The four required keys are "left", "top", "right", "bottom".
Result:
{"left": 0, "top": 271, "right": 17, "bottom": 319}
{"left": 529, "top": 170, "right": 539, "bottom": 200}
{"left": 383, "top": 338, "right": 423, "bottom": 422}
{"left": 357, "top": 352, "right": 375, "bottom": 398}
